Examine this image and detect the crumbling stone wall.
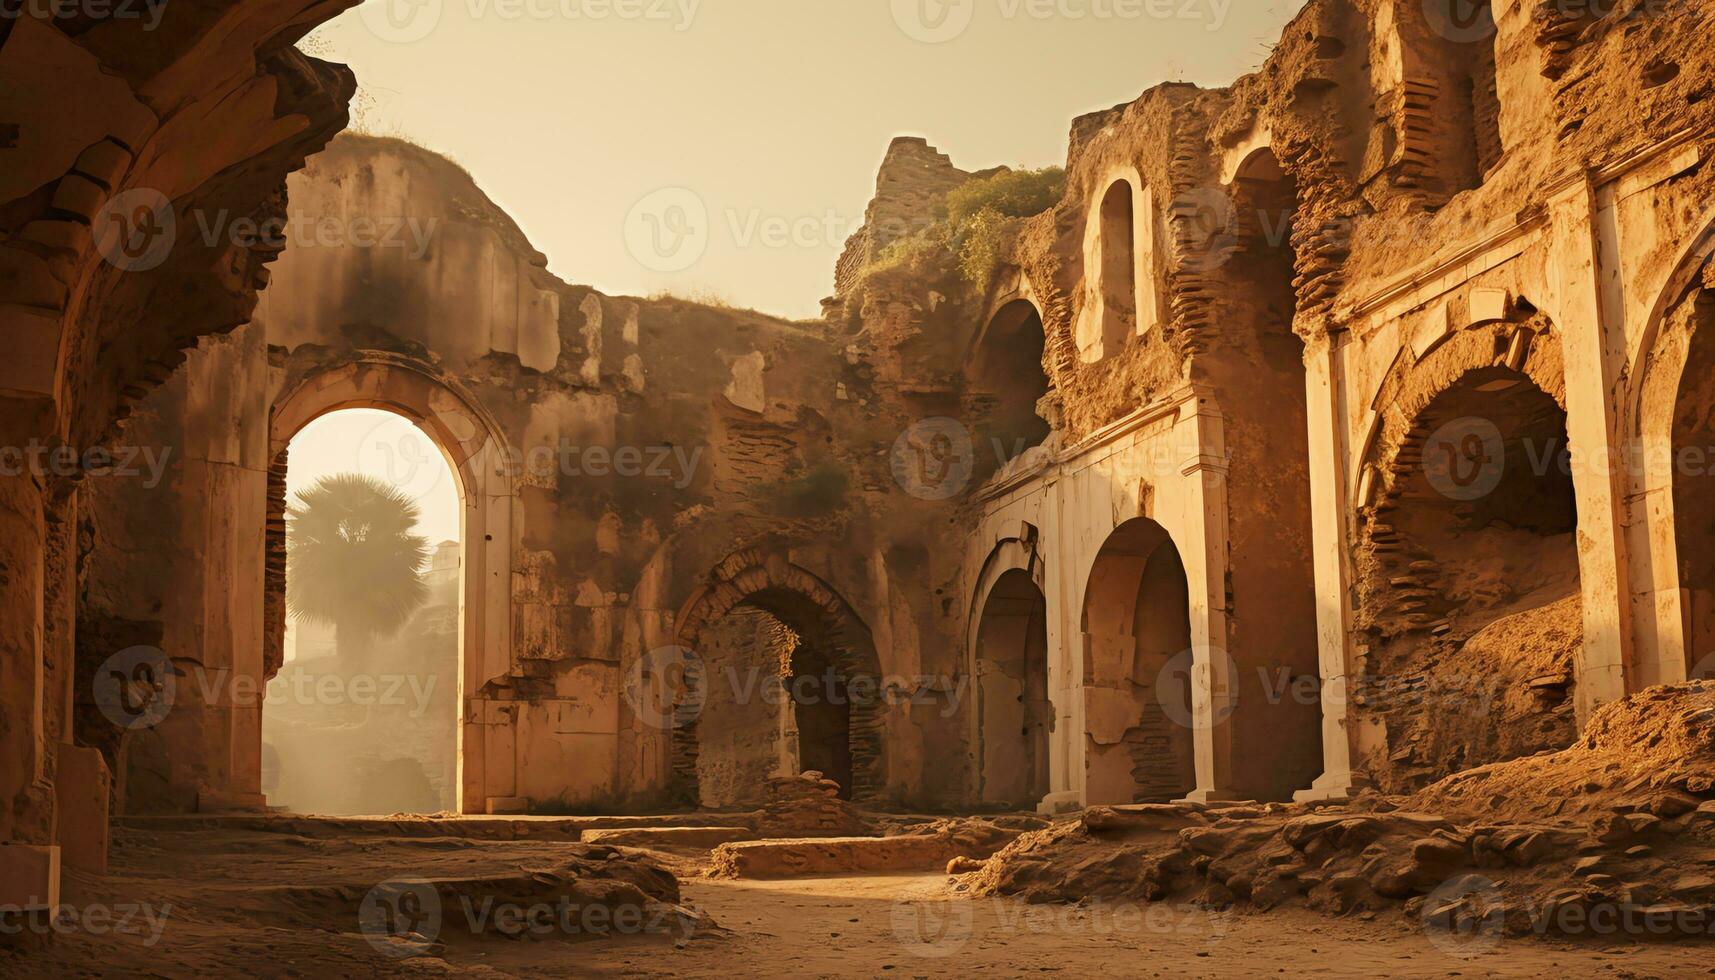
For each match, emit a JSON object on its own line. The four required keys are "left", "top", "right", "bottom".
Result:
{"left": 81, "top": 133, "right": 975, "bottom": 816}
{"left": 39, "top": 0, "right": 1715, "bottom": 844}
{"left": 0, "top": 1, "right": 355, "bottom": 904}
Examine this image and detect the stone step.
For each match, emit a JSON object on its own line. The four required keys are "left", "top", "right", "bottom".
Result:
{"left": 114, "top": 812, "right": 760, "bottom": 842}
{"left": 708, "top": 829, "right": 1020, "bottom": 879}
{"left": 581, "top": 826, "right": 757, "bottom": 849}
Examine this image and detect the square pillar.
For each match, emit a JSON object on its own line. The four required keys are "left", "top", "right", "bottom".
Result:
{"left": 53, "top": 745, "right": 110, "bottom": 874}
{"left": 1297, "top": 335, "right": 1361, "bottom": 802}
{"left": 0, "top": 844, "right": 59, "bottom": 911}
{"left": 1172, "top": 391, "right": 1239, "bottom": 802}
{"left": 1550, "top": 179, "right": 1634, "bottom": 717}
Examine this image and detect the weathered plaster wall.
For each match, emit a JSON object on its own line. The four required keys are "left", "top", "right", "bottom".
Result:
{"left": 83, "top": 133, "right": 974, "bottom": 816}
{"left": 0, "top": 1, "right": 355, "bottom": 908}
{"left": 52, "top": 0, "right": 1715, "bottom": 835}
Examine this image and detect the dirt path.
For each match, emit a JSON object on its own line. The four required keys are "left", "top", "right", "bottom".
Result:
{"left": 564, "top": 873, "right": 1707, "bottom": 979}
{"left": 5, "top": 828, "right": 1709, "bottom": 978}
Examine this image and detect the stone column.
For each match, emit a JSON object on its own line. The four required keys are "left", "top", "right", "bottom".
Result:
{"left": 0, "top": 462, "right": 60, "bottom": 909}
{"left": 1173, "top": 392, "right": 1238, "bottom": 803}
{"left": 1039, "top": 467, "right": 1082, "bottom": 815}
{"left": 1296, "top": 334, "right": 1360, "bottom": 802}
{"left": 1550, "top": 179, "right": 1634, "bottom": 716}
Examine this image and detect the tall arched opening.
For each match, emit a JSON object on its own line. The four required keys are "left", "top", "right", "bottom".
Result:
{"left": 1098, "top": 179, "right": 1138, "bottom": 353}
{"left": 265, "top": 357, "right": 515, "bottom": 815}
{"left": 972, "top": 568, "right": 1050, "bottom": 809}
{"left": 1079, "top": 518, "right": 1196, "bottom": 805}
{"left": 1671, "top": 290, "right": 1715, "bottom": 678}
{"left": 967, "top": 297, "right": 1050, "bottom": 480}
{"left": 1361, "top": 349, "right": 1581, "bottom": 791}
{"left": 265, "top": 409, "right": 462, "bottom": 815}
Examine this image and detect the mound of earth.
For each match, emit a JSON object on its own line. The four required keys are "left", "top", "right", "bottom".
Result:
{"left": 968, "top": 682, "right": 1715, "bottom": 940}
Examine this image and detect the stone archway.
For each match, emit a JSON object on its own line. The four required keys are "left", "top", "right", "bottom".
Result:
{"left": 267, "top": 354, "right": 515, "bottom": 814}
{"left": 966, "top": 297, "right": 1051, "bottom": 482}
{"left": 1630, "top": 215, "right": 1715, "bottom": 685}
{"left": 971, "top": 567, "right": 1051, "bottom": 809}
{"left": 1079, "top": 518, "right": 1197, "bottom": 806}
{"left": 1356, "top": 320, "right": 1581, "bottom": 791}
{"left": 674, "top": 550, "right": 886, "bottom": 805}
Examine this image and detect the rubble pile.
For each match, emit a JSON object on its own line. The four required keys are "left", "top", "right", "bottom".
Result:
{"left": 969, "top": 683, "right": 1715, "bottom": 940}
{"left": 753, "top": 772, "right": 874, "bottom": 838}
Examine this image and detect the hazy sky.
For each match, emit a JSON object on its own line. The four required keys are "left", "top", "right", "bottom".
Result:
{"left": 302, "top": 0, "right": 1306, "bottom": 320}
{"left": 287, "top": 409, "right": 463, "bottom": 546}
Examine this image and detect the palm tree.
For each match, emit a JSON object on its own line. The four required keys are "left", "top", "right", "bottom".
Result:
{"left": 286, "top": 474, "right": 431, "bottom": 667}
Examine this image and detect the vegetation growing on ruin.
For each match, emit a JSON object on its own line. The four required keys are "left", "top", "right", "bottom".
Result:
{"left": 859, "top": 167, "right": 1066, "bottom": 296}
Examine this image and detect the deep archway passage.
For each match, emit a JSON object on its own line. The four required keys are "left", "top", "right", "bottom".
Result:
{"left": 1363, "top": 362, "right": 1581, "bottom": 790}
{"left": 973, "top": 569, "right": 1051, "bottom": 809}
{"left": 1672, "top": 289, "right": 1715, "bottom": 678}
{"left": 675, "top": 551, "right": 885, "bottom": 806}
{"left": 264, "top": 409, "right": 463, "bottom": 816}
{"left": 1080, "top": 518, "right": 1196, "bottom": 806}
{"left": 1383, "top": 367, "right": 1579, "bottom": 632}
{"left": 968, "top": 298, "right": 1050, "bottom": 481}
{"left": 265, "top": 356, "right": 515, "bottom": 815}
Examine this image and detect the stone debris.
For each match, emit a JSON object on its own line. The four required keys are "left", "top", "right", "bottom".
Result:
{"left": 974, "top": 683, "right": 1715, "bottom": 939}
{"left": 753, "top": 772, "right": 874, "bottom": 839}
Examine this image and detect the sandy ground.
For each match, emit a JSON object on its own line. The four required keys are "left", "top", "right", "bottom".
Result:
{"left": 579, "top": 873, "right": 1711, "bottom": 980}
{"left": 1, "top": 827, "right": 1709, "bottom": 978}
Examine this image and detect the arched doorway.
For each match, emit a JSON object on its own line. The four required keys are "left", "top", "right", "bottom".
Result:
{"left": 972, "top": 568, "right": 1050, "bottom": 809}
{"left": 264, "top": 409, "right": 462, "bottom": 815}
{"left": 266, "top": 356, "right": 515, "bottom": 815}
{"left": 1671, "top": 289, "right": 1715, "bottom": 678}
{"left": 674, "top": 551, "right": 885, "bottom": 805}
{"left": 1080, "top": 518, "right": 1196, "bottom": 805}
{"left": 1361, "top": 352, "right": 1581, "bottom": 790}
{"left": 1627, "top": 216, "right": 1715, "bottom": 686}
